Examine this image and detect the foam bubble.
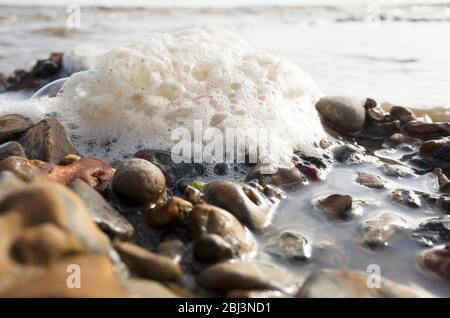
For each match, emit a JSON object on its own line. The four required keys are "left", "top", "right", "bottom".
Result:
{"left": 3, "top": 27, "right": 330, "bottom": 163}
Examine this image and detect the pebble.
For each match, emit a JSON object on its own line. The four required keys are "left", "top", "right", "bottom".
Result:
{"left": 134, "top": 149, "right": 203, "bottom": 186}
{"left": 49, "top": 157, "right": 114, "bottom": 193}
{"left": 188, "top": 203, "right": 256, "bottom": 259}
{"left": 359, "top": 212, "right": 408, "bottom": 248}
{"left": 333, "top": 144, "right": 366, "bottom": 165}
{"left": 0, "top": 171, "right": 25, "bottom": 201}
{"left": 145, "top": 196, "right": 192, "bottom": 228}
{"left": 245, "top": 161, "right": 306, "bottom": 188}
{"left": 437, "top": 195, "right": 450, "bottom": 213}
{"left": 389, "top": 106, "right": 417, "bottom": 124}
{"left": 433, "top": 168, "right": 450, "bottom": 192}
{"left": 204, "top": 181, "right": 275, "bottom": 232}
{"left": 19, "top": 117, "right": 79, "bottom": 163}
{"left": 296, "top": 269, "right": 423, "bottom": 298}
{"left": 11, "top": 223, "right": 85, "bottom": 265}
{"left": 389, "top": 188, "right": 422, "bottom": 208}
{"left": 420, "top": 243, "right": 450, "bottom": 283}
{"left": 0, "top": 156, "right": 52, "bottom": 181}
{"left": 403, "top": 121, "right": 450, "bottom": 139}
{"left": 113, "top": 158, "right": 166, "bottom": 206}
{"left": 114, "top": 241, "right": 182, "bottom": 282}
{"left": 355, "top": 171, "right": 388, "bottom": 189}
{"left": 317, "top": 194, "right": 357, "bottom": 220}
{"left": 380, "top": 163, "right": 415, "bottom": 178}
{"left": 315, "top": 96, "right": 366, "bottom": 133}
{"left": 155, "top": 238, "right": 184, "bottom": 263}
{"left": 197, "top": 261, "right": 296, "bottom": 293}
{"left": 0, "top": 114, "right": 33, "bottom": 143}
{"left": 0, "top": 181, "right": 113, "bottom": 275}
{"left": 193, "top": 234, "right": 234, "bottom": 262}
{"left": 411, "top": 216, "right": 450, "bottom": 246}
{"left": 0, "top": 141, "right": 26, "bottom": 161}
{"left": 265, "top": 230, "right": 312, "bottom": 261}
{"left": 69, "top": 178, "right": 134, "bottom": 240}
{"left": 386, "top": 133, "right": 422, "bottom": 148}
{"left": 0, "top": 255, "right": 128, "bottom": 297}
{"left": 213, "top": 163, "right": 230, "bottom": 176}
{"left": 121, "top": 278, "right": 179, "bottom": 298}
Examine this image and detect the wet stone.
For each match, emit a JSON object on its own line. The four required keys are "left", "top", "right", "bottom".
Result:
{"left": 213, "top": 163, "right": 230, "bottom": 176}
{"left": 69, "top": 178, "right": 134, "bottom": 240}
{"left": 389, "top": 106, "right": 417, "bottom": 124}
{"left": 188, "top": 203, "right": 256, "bottom": 259}
{"left": 0, "top": 114, "right": 33, "bottom": 143}
{"left": 19, "top": 117, "right": 79, "bottom": 164}
{"left": 197, "top": 261, "right": 296, "bottom": 293}
{"left": 0, "top": 141, "right": 26, "bottom": 162}
{"left": 145, "top": 196, "right": 192, "bottom": 228}
{"left": 0, "top": 181, "right": 114, "bottom": 275}
{"left": 193, "top": 234, "right": 234, "bottom": 262}
{"left": 134, "top": 149, "right": 203, "bottom": 186}
{"left": 356, "top": 171, "right": 388, "bottom": 190}
{"left": 114, "top": 241, "right": 182, "bottom": 282}
{"left": 121, "top": 278, "right": 179, "bottom": 298}
{"left": 265, "top": 230, "right": 312, "bottom": 261}
{"left": 204, "top": 181, "right": 276, "bottom": 232}
{"left": 433, "top": 168, "right": 450, "bottom": 192}
{"left": 437, "top": 196, "right": 450, "bottom": 213}
{"left": 420, "top": 243, "right": 450, "bottom": 283}
{"left": 385, "top": 133, "right": 422, "bottom": 148}
{"left": 0, "top": 255, "right": 128, "bottom": 298}
{"left": 389, "top": 189, "right": 422, "bottom": 208}
{"left": 10, "top": 223, "right": 85, "bottom": 265}
{"left": 155, "top": 238, "right": 184, "bottom": 263}
{"left": 0, "top": 156, "right": 53, "bottom": 182}
{"left": 317, "top": 194, "right": 358, "bottom": 220}
{"left": 333, "top": 144, "right": 366, "bottom": 165}
{"left": 113, "top": 158, "right": 166, "bottom": 206}
{"left": 0, "top": 171, "right": 25, "bottom": 201}
{"left": 183, "top": 184, "right": 201, "bottom": 204}
{"left": 0, "top": 53, "right": 64, "bottom": 93}
{"left": 379, "top": 163, "right": 415, "bottom": 178}
{"left": 315, "top": 96, "right": 366, "bottom": 133}
{"left": 296, "top": 269, "right": 423, "bottom": 298}
{"left": 245, "top": 161, "right": 306, "bottom": 188}
{"left": 412, "top": 216, "right": 450, "bottom": 246}
{"left": 359, "top": 212, "right": 408, "bottom": 249}
{"left": 403, "top": 121, "right": 450, "bottom": 139}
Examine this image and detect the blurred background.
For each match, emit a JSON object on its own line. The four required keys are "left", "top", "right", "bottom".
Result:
{"left": 0, "top": 0, "right": 449, "bottom": 107}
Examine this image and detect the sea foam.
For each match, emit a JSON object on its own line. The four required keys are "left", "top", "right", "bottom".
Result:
{"left": 2, "top": 27, "right": 330, "bottom": 163}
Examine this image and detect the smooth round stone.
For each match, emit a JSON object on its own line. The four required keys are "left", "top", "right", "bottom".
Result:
{"left": 197, "top": 261, "right": 296, "bottom": 293}
{"left": 316, "top": 96, "right": 366, "bottom": 133}
{"left": 145, "top": 196, "right": 192, "bottom": 228}
{"left": 193, "top": 234, "right": 234, "bottom": 262}
{"left": 0, "top": 141, "right": 26, "bottom": 162}
{"left": 113, "top": 158, "right": 166, "bottom": 206}
{"left": 359, "top": 212, "right": 408, "bottom": 249}
{"left": 296, "top": 269, "right": 425, "bottom": 298}
{"left": 420, "top": 243, "right": 450, "bottom": 283}
{"left": 114, "top": 241, "right": 182, "bottom": 282}
{"left": 203, "top": 181, "right": 275, "bottom": 232}
{"left": 188, "top": 203, "right": 256, "bottom": 257}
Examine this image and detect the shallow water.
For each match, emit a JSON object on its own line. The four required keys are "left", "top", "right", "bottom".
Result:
{"left": 0, "top": 3, "right": 450, "bottom": 107}
{"left": 258, "top": 162, "right": 450, "bottom": 297}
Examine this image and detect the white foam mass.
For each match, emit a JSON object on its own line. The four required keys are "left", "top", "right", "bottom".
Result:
{"left": 4, "top": 27, "right": 330, "bottom": 163}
